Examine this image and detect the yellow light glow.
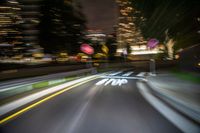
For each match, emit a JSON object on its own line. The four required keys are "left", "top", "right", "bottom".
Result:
{"left": 117, "top": 48, "right": 123, "bottom": 53}
{"left": 0, "top": 7, "right": 11, "bottom": 9}
{"left": 8, "top": 1, "right": 19, "bottom": 4}
{"left": 12, "top": 8, "right": 21, "bottom": 10}
{"left": 33, "top": 53, "right": 44, "bottom": 58}
{"left": 60, "top": 53, "right": 68, "bottom": 56}
{"left": 175, "top": 55, "right": 180, "bottom": 59}
{"left": 0, "top": 13, "right": 13, "bottom": 15}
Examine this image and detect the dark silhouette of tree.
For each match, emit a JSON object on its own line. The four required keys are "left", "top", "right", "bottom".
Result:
{"left": 106, "top": 34, "right": 117, "bottom": 59}
{"left": 130, "top": 0, "right": 200, "bottom": 50}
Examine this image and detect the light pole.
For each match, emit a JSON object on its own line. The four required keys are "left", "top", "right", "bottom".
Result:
{"left": 147, "top": 39, "right": 159, "bottom": 76}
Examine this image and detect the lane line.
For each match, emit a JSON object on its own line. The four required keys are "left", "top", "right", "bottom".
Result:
{"left": 0, "top": 77, "right": 99, "bottom": 125}
{"left": 66, "top": 85, "right": 99, "bottom": 133}
{"left": 137, "top": 72, "right": 146, "bottom": 77}
{"left": 101, "top": 75, "right": 145, "bottom": 80}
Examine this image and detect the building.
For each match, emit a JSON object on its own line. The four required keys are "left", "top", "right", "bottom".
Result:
{"left": 115, "top": 0, "right": 163, "bottom": 59}
{"left": 19, "top": 0, "right": 43, "bottom": 55}
{"left": 0, "top": 0, "right": 23, "bottom": 57}
{"left": 86, "top": 30, "right": 107, "bottom": 45}
{"left": 0, "top": 0, "right": 43, "bottom": 57}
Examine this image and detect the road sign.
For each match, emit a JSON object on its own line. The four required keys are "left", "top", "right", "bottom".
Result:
{"left": 80, "top": 44, "right": 94, "bottom": 55}
{"left": 102, "top": 44, "right": 109, "bottom": 54}
{"left": 147, "top": 39, "right": 159, "bottom": 49}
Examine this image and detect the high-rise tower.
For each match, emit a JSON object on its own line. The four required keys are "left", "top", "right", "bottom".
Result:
{"left": 0, "top": 0, "right": 23, "bottom": 56}
{"left": 116, "top": 0, "right": 146, "bottom": 54}
{"left": 115, "top": 0, "right": 163, "bottom": 59}
{"left": 19, "top": 0, "right": 42, "bottom": 53}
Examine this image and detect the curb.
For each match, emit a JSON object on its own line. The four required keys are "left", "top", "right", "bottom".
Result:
{"left": 0, "top": 74, "right": 103, "bottom": 117}
{"left": 137, "top": 81, "right": 200, "bottom": 133}
{"left": 0, "top": 68, "right": 96, "bottom": 100}
{"left": 146, "top": 76, "right": 200, "bottom": 124}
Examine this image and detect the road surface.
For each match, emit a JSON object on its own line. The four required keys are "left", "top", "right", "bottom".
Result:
{"left": 0, "top": 70, "right": 182, "bottom": 133}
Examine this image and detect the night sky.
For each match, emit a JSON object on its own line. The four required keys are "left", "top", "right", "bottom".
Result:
{"left": 79, "top": 0, "right": 118, "bottom": 34}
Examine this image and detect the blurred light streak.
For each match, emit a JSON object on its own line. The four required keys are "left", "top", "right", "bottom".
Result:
{"left": 0, "top": 76, "right": 99, "bottom": 125}
{"left": 131, "top": 50, "right": 163, "bottom": 55}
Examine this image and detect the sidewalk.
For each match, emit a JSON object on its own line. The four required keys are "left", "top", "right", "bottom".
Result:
{"left": 146, "top": 72, "right": 200, "bottom": 124}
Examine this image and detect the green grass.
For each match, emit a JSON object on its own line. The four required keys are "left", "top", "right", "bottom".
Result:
{"left": 65, "top": 77, "right": 77, "bottom": 81}
{"left": 32, "top": 77, "right": 77, "bottom": 89}
{"left": 171, "top": 70, "right": 200, "bottom": 84}
{"left": 0, "top": 76, "right": 80, "bottom": 106}
{"left": 33, "top": 81, "right": 49, "bottom": 89}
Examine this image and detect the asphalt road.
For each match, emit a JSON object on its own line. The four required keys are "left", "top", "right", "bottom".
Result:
{"left": 0, "top": 71, "right": 182, "bottom": 133}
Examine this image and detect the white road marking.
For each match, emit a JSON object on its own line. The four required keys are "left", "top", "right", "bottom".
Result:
{"left": 96, "top": 78, "right": 128, "bottom": 86}
{"left": 95, "top": 79, "right": 109, "bottom": 86}
{"left": 101, "top": 76, "right": 144, "bottom": 80}
{"left": 122, "top": 72, "right": 134, "bottom": 77}
{"left": 108, "top": 71, "right": 123, "bottom": 76}
{"left": 66, "top": 85, "right": 99, "bottom": 133}
{"left": 137, "top": 72, "right": 146, "bottom": 77}
{"left": 104, "top": 79, "right": 115, "bottom": 86}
